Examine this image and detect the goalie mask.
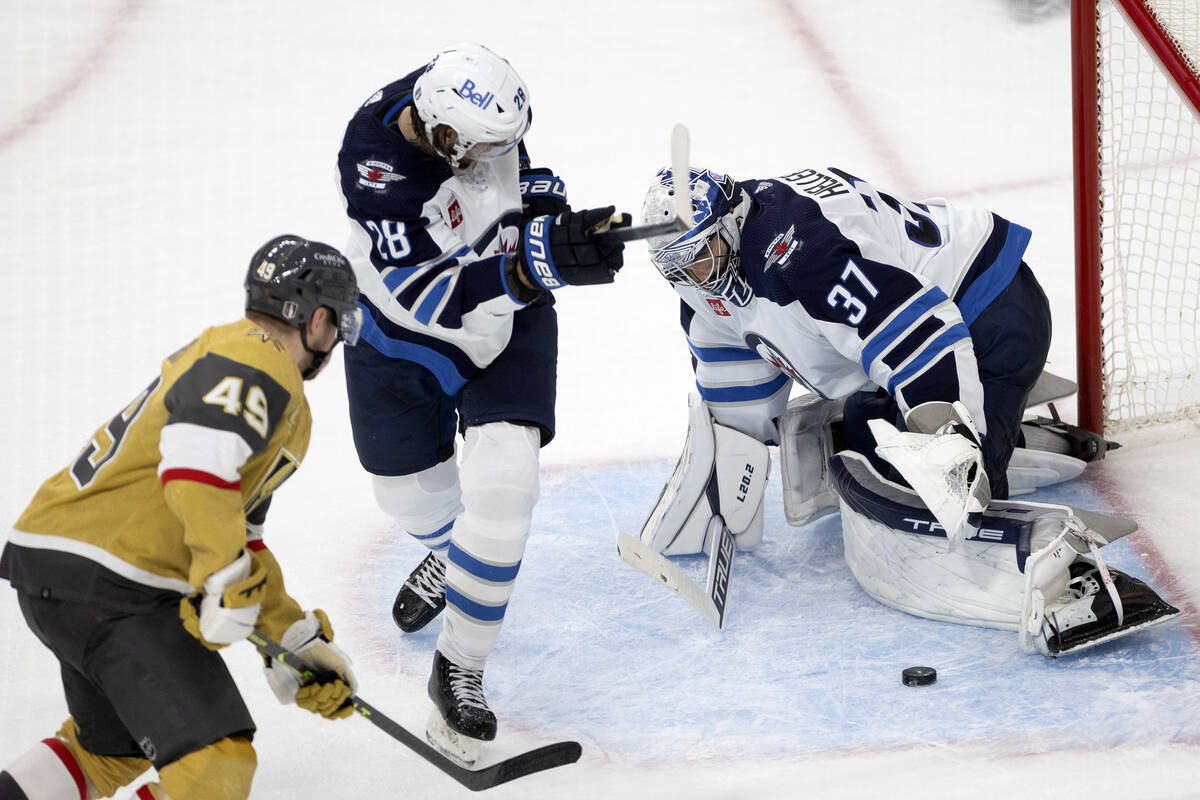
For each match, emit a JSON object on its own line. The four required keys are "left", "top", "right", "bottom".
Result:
{"left": 413, "top": 42, "right": 532, "bottom": 168}
{"left": 642, "top": 167, "right": 753, "bottom": 305}
{"left": 245, "top": 235, "right": 362, "bottom": 377}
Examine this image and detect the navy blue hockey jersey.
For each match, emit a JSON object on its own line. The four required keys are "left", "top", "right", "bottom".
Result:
{"left": 337, "top": 69, "right": 536, "bottom": 394}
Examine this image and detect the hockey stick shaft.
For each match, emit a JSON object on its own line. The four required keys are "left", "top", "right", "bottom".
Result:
{"left": 594, "top": 124, "right": 693, "bottom": 245}
{"left": 248, "top": 631, "right": 581, "bottom": 791}
{"left": 594, "top": 215, "right": 686, "bottom": 243}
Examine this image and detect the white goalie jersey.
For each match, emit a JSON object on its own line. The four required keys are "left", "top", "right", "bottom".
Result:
{"left": 675, "top": 167, "right": 1033, "bottom": 445}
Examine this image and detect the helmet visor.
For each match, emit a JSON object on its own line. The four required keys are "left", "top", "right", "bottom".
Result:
{"left": 338, "top": 306, "right": 363, "bottom": 346}
{"left": 650, "top": 229, "right": 730, "bottom": 292}
{"left": 462, "top": 138, "right": 520, "bottom": 162}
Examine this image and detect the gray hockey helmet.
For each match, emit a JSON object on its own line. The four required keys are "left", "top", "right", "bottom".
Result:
{"left": 244, "top": 235, "right": 362, "bottom": 347}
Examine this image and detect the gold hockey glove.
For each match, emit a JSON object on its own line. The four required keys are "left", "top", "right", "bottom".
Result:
{"left": 264, "top": 609, "right": 358, "bottom": 720}
{"left": 180, "top": 550, "right": 267, "bottom": 648}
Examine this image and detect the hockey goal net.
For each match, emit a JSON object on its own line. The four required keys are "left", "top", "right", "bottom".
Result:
{"left": 1073, "top": 0, "right": 1200, "bottom": 435}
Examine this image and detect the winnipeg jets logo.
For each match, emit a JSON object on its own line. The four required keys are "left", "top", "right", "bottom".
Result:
{"left": 763, "top": 225, "right": 800, "bottom": 271}
{"left": 356, "top": 160, "right": 404, "bottom": 190}
{"left": 496, "top": 230, "right": 518, "bottom": 254}
{"left": 743, "top": 332, "right": 821, "bottom": 396}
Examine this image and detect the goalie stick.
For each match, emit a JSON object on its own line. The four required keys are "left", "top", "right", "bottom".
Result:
{"left": 616, "top": 517, "right": 736, "bottom": 630}
{"left": 247, "top": 630, "right": 582, "bottom": 792}
{"left": 595, "top": 124, "right": 693, "bottom": 243}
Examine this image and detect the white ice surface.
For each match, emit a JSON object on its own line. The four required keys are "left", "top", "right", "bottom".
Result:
{"left": 3, "top": 1, "right": 1200, "bottom": 798}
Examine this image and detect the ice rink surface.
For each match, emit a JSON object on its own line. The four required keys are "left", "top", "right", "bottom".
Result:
{"left": 3, "top": 1, "right": 1200, "bottom": 797}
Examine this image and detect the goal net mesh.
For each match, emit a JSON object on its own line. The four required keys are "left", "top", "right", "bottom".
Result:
{"left": 1097, "top": 0, "right": 1200, "bottom": 431}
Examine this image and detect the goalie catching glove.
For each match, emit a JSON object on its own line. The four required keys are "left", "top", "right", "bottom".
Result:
{"left": 180, "top": 549, "right": 268, "bottom": 649}
{"left": 519, "top": 206, "right": 629, "bottom": 290}
{"left": 868, "top": 400, "right": 991, "bottom": 550}
{"left": 264, "top": 609, "right": 359, "bottom": 720}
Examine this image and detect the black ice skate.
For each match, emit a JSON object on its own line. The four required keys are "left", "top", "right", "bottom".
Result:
{"left": 1040, "top": 559, "right": 1181, "bottom": 656}
{"left": 392, "top": 551, "right": 446, "bottom": 633}
{"left": 426, "top": 650, "right": 496, "bottom": 765}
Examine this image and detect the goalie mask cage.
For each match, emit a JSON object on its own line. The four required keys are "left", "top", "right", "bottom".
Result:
{"left": 1073, "top": 0, "right": 1200, "bottom": 436}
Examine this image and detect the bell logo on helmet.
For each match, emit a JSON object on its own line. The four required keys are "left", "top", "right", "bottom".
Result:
{"left": 457, "top": 78, "right": 494, "bottom": 111}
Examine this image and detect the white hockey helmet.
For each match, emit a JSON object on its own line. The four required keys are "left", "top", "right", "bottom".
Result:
{"left": 413, "top": 42, "right": 532, "bottom": 167}
{"left": 641, "top": 167, "right": 753, "bottom": 304}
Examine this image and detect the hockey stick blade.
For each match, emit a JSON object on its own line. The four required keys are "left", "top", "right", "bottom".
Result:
{"left": 616, "top": 531, "right": 730, "bottom": 630}
{"left": 248, "top": 631, "right": 582, "bottom": 791}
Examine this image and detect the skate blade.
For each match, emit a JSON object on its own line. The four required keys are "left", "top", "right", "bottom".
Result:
{"left": 425, "top": 708, "right": 482, "bottom": 767}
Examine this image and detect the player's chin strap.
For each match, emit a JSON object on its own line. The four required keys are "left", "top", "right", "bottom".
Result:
{"left": 299, "top": 329, "right": 334, "bottom": 379}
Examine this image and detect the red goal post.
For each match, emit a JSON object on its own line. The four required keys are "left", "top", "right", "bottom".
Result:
{"left": 1073, "top": 0, "right": 1200, "bottom": 436}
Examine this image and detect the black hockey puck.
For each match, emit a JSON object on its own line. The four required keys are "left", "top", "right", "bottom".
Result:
{"left": 901, "top": 666, "right": 937, "bottom": 686}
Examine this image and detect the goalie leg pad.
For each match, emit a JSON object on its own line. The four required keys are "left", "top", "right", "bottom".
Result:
{"left": 834, "top": 450, "right": 1176, "bottom": 655}
{"left": 839, "top": 494, "right": 1034, "bottom": 630}
{"left": 1004, "top": 447, "right": 1087, "bottom": 496}
{"left": 777, "top": 394, "right": 844, "bottom": 526}
{"left": 834, "top": 451, "right": 1073, "bottom": 631}
{"left": 639, "top": 394, "right": 769, "bottom": 555}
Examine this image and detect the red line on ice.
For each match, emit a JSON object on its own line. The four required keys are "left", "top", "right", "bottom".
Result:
{"left": 1086, "top": 465, "right": 1200, "bottom": 648}
{"left": 770, "top": 0, "right": 921, "bottom": 194}
{"left": 0, "top": 0, "right": 150, "bottom": 152}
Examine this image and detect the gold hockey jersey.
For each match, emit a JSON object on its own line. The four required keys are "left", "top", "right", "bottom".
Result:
{"left": 2, "top": 317, "right": 311, "bottom": 624}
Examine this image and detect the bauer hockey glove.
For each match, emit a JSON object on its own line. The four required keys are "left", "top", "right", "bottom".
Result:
{"left": 519, "top": 206, "right": 629, "bottom": 290}
{"left": 180, "top": 550, "right": 268, "bottom": 649}
{"left": 519, "top": 166, "right": 570, "bottom": 219}
{"left": 264, "top": 609, "right": 358, "bottom": 720}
